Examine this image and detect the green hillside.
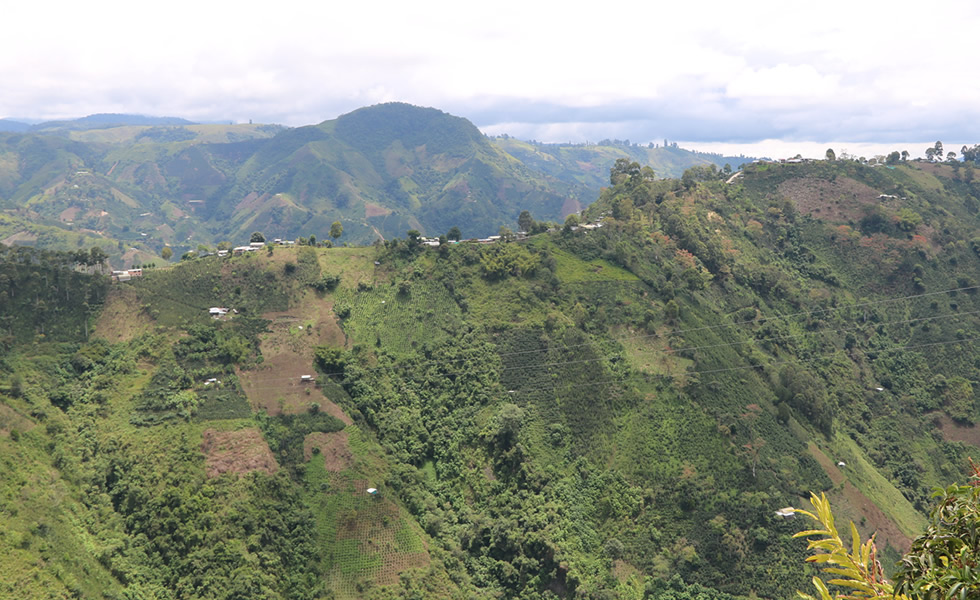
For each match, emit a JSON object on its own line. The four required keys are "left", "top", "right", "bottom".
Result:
{"left": 4, "top": 157, "right": 980, "bottom": 599}
{"left": 0, "top": 104, "right": 757, "bottom": 268}
{"left": 492, "top": 136, "right": 752, "bottom": 185}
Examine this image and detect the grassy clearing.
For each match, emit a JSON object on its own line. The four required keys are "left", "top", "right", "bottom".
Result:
{"left": 616, "top": 324, "right": 694, "bottom": 378}
{"left": 338, "top": 279, "right": 463, "bottom": 355}
{"left": 829, "top": 433, "right": 926, "bottom": 538}
{"left": 317, "top": 246, "right": 382, "bottom": 291}
{"left": 550, "top": 246, "right": 639, "bottom": 283}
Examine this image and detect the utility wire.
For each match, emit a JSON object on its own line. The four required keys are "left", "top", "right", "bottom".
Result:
{"left": 228, "top": 305, "right": 980, "bottom": 388}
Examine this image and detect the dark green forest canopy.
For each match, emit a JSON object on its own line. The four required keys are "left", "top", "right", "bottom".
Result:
{"left": 3, "top": 158, "right": 980, "bottom": 599}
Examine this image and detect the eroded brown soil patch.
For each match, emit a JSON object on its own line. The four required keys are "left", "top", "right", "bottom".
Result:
{"left": 59, "top": 206, "right": 81, "bottom": 222}
{"left": 1, "top": 231, "right": 38, "bottom": 245}
{"left": 94, "top": 285, "right": 154, "bottom": 342}
{"left": 304, "top": 430, "right": 353, "bottom": 471}
{"left": 201, "top": 428, "right": 278, "bottom": 478}
{"left": 807, "top": 443, "right": 910, "bottom": 553}
{"left": 935, "top": 413, "right": 980, "bottom": 447}
{"left": 237, "top": 297, "right": 349, "bottom": 419}
{"left": 778, "top": 176, "right": 884, "bottom": 222}
{"left": 365, "top": 202, "right": 392, "bottom": 218}
{"left": 0, "top": 403, "right": 35, "bottom": 437}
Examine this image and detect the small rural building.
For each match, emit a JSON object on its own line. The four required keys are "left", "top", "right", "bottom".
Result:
{"left": 209, "top": 307, "right": 230, "bottom": 317}
{"left": 300, "top": 375, "right": 314, "bottom": 382}
{"left": 774, "top": 507, "right": 796, "bottom": 519}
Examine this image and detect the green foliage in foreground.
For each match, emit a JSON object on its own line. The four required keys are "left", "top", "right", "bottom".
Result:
{"left": 895, "top": 472, "right": 980, "bottom": 598}
{"left": 797, "top": 471, "right": 980, "bottom": 600}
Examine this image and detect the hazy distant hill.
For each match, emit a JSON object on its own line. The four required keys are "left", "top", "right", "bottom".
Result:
{"left": 92, "top": 103, "right": 598, "bottom": 246}
{"left": 493, "top": 135, "right": 753, "bottom": 183}
{"left": 0, "top": 103, "right": 757, "bottom": 265}
{"left": 0, "top": 118, "right": 31, "bottom": 133}
{"left": 30, "top": 113, "right": 197, "bottom": 132}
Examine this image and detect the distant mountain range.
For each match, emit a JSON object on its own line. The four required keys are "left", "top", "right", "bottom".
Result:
{"left": 0, "top": 103, "right": 754, "bottom": 266}
{"left": 0, "top": 113, "right": 198, "bottom": 133}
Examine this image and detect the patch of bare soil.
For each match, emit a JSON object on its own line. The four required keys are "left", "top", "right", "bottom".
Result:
{"left": 365, "top": 202, "right": 392, "bottom": 218}
{"left": 0, "top": 403, "right": 35, "bottom": 437}
{"left": 93, "top": 285, "right": 154, "bottom": 342}
{"left": 935, "top": 413, "right": 980, "bottom": 447}
{"left": 238, "top": 297, "right": 350, "bottom": 419}
{"left": 201, "top": 428, "right": 278, "bottom": 478}
{"left": 304, "top": 430, "right": 353, "bottom": 471}
{"left": 561, "top": 197, "right": 582, "bottom": 218}
{"left": 778, "top": 176, "right": 882, "bottom": 222}
{"left": 807, "top": 443, "right": 911, "bottom": 553}
{"left": 1, "top": 231, "right": 38, "bottom": 245}
{"left": 59, "top": 206, "right": 81, "bottom": 222}
{"left": 233, "top": 191, "right": 287, "bottom": 214}
{"left": 807, "top": 442, "right": 845, "bottom": 485}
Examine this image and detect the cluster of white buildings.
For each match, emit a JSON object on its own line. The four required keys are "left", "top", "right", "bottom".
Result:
{"left": 110, "top": 268, "right": 143, "bottom": 282}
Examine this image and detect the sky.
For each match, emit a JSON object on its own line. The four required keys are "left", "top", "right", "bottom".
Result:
{"left": 4, "top": 0, "right": 980, "bottom": 158}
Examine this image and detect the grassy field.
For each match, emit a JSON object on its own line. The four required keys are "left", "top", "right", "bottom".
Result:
{"left": 337, "top": 278, "right": 463, "bottom": 356}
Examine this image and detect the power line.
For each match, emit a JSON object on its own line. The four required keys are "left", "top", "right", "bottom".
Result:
{"left": 229, "top": 304, "right": 980, "bottom": 388}
{"left": 237, "top": 333, "right": 980, "bottom": 399}
{"left": 131, "top": 279, "right": 980, "bottom": 394}
{"left": 489, "top": 283, "right": 980, "bottom": 363}
{"left": 497, "top": 335, "right": 980, "bottom": 398}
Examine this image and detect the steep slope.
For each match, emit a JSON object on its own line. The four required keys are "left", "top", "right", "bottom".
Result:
{"left": 6, "top": 157, "right": 980, "bottom": 599}
{"left": 200, "top": 103, "right": 590, "bottom": 244}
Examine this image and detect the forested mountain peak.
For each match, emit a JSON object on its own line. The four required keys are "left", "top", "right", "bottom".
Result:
{"left": 333, "top": 102, "right": 487, "bottom": 156}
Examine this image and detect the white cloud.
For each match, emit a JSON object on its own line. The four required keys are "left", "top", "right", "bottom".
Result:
{"left": 2, "top": 0, "right": 980, "bottom": 149}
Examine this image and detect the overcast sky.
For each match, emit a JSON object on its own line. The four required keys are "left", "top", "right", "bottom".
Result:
{"left": 4, "top": 0, "right": 979, "bottom": 158}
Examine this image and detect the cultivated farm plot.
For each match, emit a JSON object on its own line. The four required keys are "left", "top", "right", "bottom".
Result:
{"left": 238, "top": 294, "right": 349, "bottom": 416}
{"left": 308, "top": 466, "right": 429, "bottom": 599}
{"left": 806, "top": 442, "right": 912, "bottom": 554}
{"left": 304, "top": 430, "right": 354, "bottom": 471}
{"left": 316, "top": 247, "right": 382, "bottom": 292}
{"left": 201, "top": 428, "right": 279, "bottom": 478}
{"left": 550, "top": 247, "right": 639, "bottom": 283}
